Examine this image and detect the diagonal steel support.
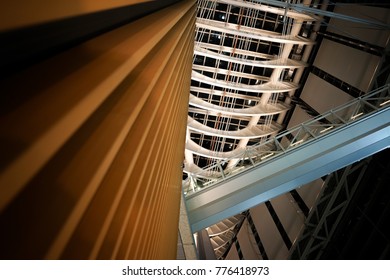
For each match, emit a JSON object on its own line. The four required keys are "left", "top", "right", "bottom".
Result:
{"left": 289, "top": 157, "right": 372, "bottom": 259}
{"left": 253, "top": 0, "right": 390, "bottom": 30}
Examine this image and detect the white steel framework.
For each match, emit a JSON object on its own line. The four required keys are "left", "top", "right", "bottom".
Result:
{"left": 184, "top": 0, "right": 319, "bottom": 186}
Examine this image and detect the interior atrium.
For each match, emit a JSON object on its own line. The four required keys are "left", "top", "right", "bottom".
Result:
{"left": 0, "top": 0, "right": 389, "bottom": 260}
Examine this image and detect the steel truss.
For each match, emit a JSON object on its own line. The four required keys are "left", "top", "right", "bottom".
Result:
{"left": 289, "top": 157, "right": 372, "bottom": 259}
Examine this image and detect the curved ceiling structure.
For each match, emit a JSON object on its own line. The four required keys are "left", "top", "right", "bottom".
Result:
{"left": 185, "top": 0, "right": 320, "bottom": 179}
{"left": 196, "top": 18, "right": 315, "bottom": 45}
{"left": 191, "top": 71, "right": 300, "bottom": 93}
{"left": 189, "top": 94, "right": 290, "bottom": 116}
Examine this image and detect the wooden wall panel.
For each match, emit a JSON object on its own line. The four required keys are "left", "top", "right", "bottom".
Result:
{"left": 1, "top": 0, "right": 170, "bottom": 31}
{"left": 0, "top": 0, "right": 195, "bottom": 259}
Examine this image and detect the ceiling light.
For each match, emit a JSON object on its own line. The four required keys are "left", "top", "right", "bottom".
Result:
{"left": 320, "top": 126, "right": 334, "bottom": 133}
{"left": 260, "top": 153, "right": 274, "bottom": 160}
{"left": 350, "top": 112, "right": 363, "bottom": 120}
{"left": 291, "top": 139, "right": 304, "bottom": 146}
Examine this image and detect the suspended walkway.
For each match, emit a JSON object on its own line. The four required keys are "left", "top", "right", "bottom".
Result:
{"left": 183, "top": 85, "right": 390, "bottom": 232}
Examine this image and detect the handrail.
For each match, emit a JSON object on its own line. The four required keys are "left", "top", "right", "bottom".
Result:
{"left": 183, "top": 84, "right": 390, "bottom": 196}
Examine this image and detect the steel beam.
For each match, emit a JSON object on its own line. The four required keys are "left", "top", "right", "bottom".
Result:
{"left": 253, "top": 0, "right": 390, "bottom": 30}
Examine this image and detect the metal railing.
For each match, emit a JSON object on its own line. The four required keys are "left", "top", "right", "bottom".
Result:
{"left": 183, "top": 84, "right": 390, "bottom": 196}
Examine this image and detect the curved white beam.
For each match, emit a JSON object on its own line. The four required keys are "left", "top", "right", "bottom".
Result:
{"left": 185, "top": 138, "right": 274, "bottom": 161}
{"left": 195, "top": 42, "right": 274, "bottom": 60}
{"left": 186, "top": 138, "right": 245, "bottom": 160}
{"left": 196, "top": 18, "right": 315, "bottom": 45}
{"left": 190, "top": 86, "right": 264, "bottom": 102}
{"left": 188, "top": 107, "right": 252, "bottom": 121}
{"left": 192, "top": 65, "right": 266, "bottom": 81}
{"left": 190, "top": 85, "right": 269, "bottom": 97}
{"left": 192, "top": 70, "right": 299, "bottom": 93}
{"left": 189, "top": 94, "right": 290, "bottom": 116}
{"left": 194, "top": 46, "right": 307, "bottom": 69}
{"left": 187, "top": 116, "right": 281, "bottom": 139}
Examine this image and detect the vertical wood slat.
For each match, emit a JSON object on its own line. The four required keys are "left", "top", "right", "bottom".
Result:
{"left": 154, "top": 48, "right": 194, "bottom": 259}
{"left": 128, "top": 31, "right": 194, "bottom": 260}
{"left": 0, "top": 0, "right": 161, "bottom": 31}
{"left": 96, "top": 13, "right": 194, "bottom": 260}
{"left": 57, "top": 2, "right": 195, "bottom": 260}
{"left": 146, "top": 58, "right": 193, "bottom": 259}
{"left": 0, "top": 0, "right": 196, "bottom": 259}
{"left": 134, "top": 41, "right": 193, "bottom": 259}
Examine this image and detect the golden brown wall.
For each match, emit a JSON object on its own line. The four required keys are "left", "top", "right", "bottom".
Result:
{"left": 0, "top": 0, "right": 196, "bottom": 259}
